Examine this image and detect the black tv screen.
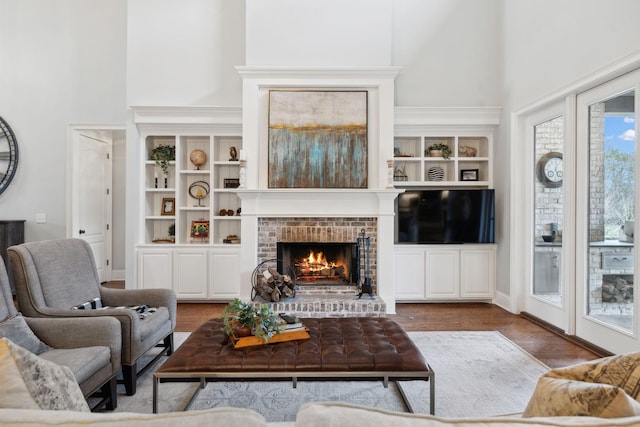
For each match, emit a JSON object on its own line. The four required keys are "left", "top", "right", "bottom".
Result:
{"left": 395, "top": 189, "right": 495, "bottom": 244}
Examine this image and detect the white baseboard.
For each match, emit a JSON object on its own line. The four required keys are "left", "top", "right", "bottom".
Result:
{"left": 493, "top": 290, "right": 518, "bottom": 314}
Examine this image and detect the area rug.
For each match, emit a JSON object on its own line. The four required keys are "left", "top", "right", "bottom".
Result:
{"left": 108, "top": 331, "right": 549, "bottom": 421}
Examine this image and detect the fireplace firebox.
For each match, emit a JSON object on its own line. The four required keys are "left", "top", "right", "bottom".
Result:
{"left": 277, "top": 242, "right": 357, "bottom": 286}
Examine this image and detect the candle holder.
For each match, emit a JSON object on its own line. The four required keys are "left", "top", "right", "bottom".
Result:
{"left": 239, "top": 159, "right": 246, "bottom": 188}
{"left": 387, "top": 160, "right": 394, "bottom": 188}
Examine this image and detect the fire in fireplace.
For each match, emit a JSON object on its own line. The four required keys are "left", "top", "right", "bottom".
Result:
{"left": 277, "top": 242, "right": 357, "bottom": 285}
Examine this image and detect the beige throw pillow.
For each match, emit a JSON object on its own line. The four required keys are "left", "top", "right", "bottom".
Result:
{"left": 524, "top": 352, "right": 640, "bottom": 418}
{"left": 0, "top": 338, "right": 89, "bottom": 412}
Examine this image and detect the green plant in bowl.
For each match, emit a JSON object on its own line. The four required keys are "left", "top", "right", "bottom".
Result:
{"left": 220, "top": 298, "right": 284, "bottom": 342}
{"left": 151, "top": 145, "right": 175, "bottom": 176}
{"left": 425, "top": 143, "right": 452, "bottom": 159}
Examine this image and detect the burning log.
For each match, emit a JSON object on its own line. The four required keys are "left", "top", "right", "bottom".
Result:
{"left": 255, "top": 266, "right": 295, "bottom": 302}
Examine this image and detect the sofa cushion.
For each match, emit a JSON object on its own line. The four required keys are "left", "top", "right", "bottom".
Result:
{"left": 0, "top": 407, "right": 269, "bottom": 426}
{"left": 0, "top": 338, "right": 89, "bottom": 412}
{"left": 0, "top": 314, "right": 51, "bottom": 355}
{"left": 524, "top": 352, "right": 640, "bottom": 418}
{"left": 295, "top": 402, "right": 640, "bottom": 427}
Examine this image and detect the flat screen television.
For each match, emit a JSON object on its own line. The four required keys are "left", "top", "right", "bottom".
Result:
{"left": 395, "top": 189, "right": 495, "bottom": 244}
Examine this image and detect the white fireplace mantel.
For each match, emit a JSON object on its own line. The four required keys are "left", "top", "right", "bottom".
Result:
{"left": 237, "top": 189, "right": 403, "bottom": 217}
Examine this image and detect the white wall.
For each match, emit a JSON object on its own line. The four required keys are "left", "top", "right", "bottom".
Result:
{"left": 245, "top": 0, "right": 392, "bottom": 66}
{"left": 392, "top": 0, "right": 502, "bottom": 106}
{"left": 498, "top": 0, "right": 640, "bottom": 297}
{"left": 0, "top": 0, "right": 127, "bottom": 242}
{"left": 127, "top": 0, "right": 245, "bottom": 106}
{"left": 112, "top": 130, "right": 127, "bottom": 275}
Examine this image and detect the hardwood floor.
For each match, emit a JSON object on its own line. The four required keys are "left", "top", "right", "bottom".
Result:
{"left": 104, "top": 281, "right": 604, "bottom": 369}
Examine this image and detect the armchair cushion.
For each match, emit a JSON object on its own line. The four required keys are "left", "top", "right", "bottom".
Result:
{"left": 72, "top": 297, "right": 158, "bottom": 320}
{"left": 0, "top": 338, "right": 90, "bottom": 412}
{"left": 39, "top": 346, "right": 111, "bottom": 385}
{"left": 0, "top": 314, "right": 51, "bottom": 355}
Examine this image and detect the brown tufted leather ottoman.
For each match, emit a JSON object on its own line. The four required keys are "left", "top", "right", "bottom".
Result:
{"left": 153, "top": 317, "right": 434, "bottom": 414}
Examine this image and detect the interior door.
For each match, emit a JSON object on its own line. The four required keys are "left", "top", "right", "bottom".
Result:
{"left": 71, "top": 130, "right": 112, "bottom": 283}
{"left": 576, "top": 70, "right": 640, "bottom": 353}
{"left": 524, "top": 103, "right": 569, "bottom": 331}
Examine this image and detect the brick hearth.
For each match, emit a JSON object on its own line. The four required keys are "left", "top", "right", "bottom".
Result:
{"left": 251, "top": 286, "right": 386, "bottom": 318}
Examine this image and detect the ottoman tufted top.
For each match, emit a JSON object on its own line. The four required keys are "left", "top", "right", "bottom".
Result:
{"left": 157, "top": 317, "right": 429, "bottom": 376}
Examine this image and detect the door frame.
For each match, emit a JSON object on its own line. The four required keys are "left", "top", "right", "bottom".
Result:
{"left": 67, "top": 125, "right": 121, "bottom": 282}
{"left": 519, "top": 100, "right": 574, "bottom": 332}
{"left": 575, "top": 70, "right": 640, "bottom": 354}
{"left": 511, "top": 53, "right": 640, "bottom": 342}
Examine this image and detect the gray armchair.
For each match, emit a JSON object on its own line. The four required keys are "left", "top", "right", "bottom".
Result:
{"left": 0, "top": 256, "right": 121, "bottom": 410}
{"left": 8, "top": 238, "right": 176, "bottom": 396}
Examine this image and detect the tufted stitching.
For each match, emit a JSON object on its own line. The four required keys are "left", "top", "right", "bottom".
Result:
{"left": 157, "top": 317, "right": 429, "bottom": 376}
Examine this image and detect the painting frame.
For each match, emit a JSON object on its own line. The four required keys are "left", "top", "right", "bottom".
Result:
{"left": 267, "top": 90, "right": 368, "bottom": 189}
{"left": 460, "top": 169, "right": 479, "bottom": 181}
{"left": 190, "top": 220, "right": 209, "bottom": 239}
{"left": 161, "top": 197, "right": 175, "bottom": 216}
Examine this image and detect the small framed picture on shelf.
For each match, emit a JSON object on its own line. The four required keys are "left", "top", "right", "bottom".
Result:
{"left": 161, "top": 198, "right": 175, "bottom": 216}
{"left": 190, "top": 220, "right": 210, "bottom": 239}
{"left": 460, "top": 169, "right": 479, "bottom": 181}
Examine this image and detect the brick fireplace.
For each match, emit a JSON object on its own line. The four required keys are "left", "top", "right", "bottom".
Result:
{"left": 258, "top": 217, "right": 377, "bottom": 291}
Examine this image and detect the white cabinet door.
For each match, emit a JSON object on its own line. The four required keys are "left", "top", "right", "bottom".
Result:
{"left": 174, "top": 249, "right": 209, "bottom": 299}
{"left": 394, "top": 248, "right": 426, "bottom": 300}
{"left": 460, "top": 248, "right": 495, "bottom": 298}
{"left": 425, "top": 250, "right": 459, "bottom": 299}
{"left": 209, "top": 248, "right": 241, "bottom": 299}
{"left": 137, "top": 249, "right": 172, "bottom": 290}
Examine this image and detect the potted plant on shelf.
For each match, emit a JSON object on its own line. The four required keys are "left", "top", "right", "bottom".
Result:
{"left": 151, "top": 145, "right": 175, "bottom": 176}
{"left": 425, "top": 143, "right": 452, "bottom": 159}
{"left": 220, "top": 298, "right": 284, "bottom": 342}
{"left": 168, "top": 223, "right": 175, "bottom": 243}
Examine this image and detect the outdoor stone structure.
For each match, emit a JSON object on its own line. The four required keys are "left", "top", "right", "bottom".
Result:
{"left": 535, "top": 106, "right": 633, "bottom": 317}
{"left": 535, "top": 116, "right": 564, "bottom": 240}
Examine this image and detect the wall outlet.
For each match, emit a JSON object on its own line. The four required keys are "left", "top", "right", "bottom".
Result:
{"left": 35, "top": 213, "right": 46, "bottom": 224}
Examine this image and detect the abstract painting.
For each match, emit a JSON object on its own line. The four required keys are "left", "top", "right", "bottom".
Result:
{"left": 268, "top": 90, "right": 368, "bottom": 188}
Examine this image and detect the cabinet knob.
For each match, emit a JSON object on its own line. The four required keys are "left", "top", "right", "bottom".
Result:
{"left": 79, "top": 229, "right": 86, "bottom": 235}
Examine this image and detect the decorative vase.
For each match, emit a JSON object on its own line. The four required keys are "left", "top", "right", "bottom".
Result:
{"left": 427, "top": 166, "right": 445, "bottom": 181}
{"left": 234, "top": 325, "right": 252, "bottom": 337}
{"left": 429, "top": 150, "right": 443, "bottom": 157}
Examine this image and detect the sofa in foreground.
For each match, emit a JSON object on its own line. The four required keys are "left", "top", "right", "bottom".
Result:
{"left": 3, "top": 402, "right": 640, "bottom": 427}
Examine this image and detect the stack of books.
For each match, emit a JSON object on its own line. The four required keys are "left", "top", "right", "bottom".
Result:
{"left": 279, "top": 313, "right": 305, "bottom": 332}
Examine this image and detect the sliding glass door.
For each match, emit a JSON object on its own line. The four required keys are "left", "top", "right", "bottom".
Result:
{"left": 576, "top": 70, "right": 640, "bottom": 353}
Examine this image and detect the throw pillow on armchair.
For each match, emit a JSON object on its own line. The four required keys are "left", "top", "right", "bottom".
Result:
{"left": 0, "top": 338, "right": 90, "bottom": 412}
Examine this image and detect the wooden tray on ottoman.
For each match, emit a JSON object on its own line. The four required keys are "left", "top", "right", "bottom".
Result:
{"left": 230, "top": 327, "right": 310, "bottom": 348}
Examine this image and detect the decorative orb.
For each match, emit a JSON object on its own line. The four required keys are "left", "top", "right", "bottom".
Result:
{"left": 190, "top": 149, "right": 207, "bottom": 169}
{"left": 427, "top": 166, "right": 445, "bottom": 181}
